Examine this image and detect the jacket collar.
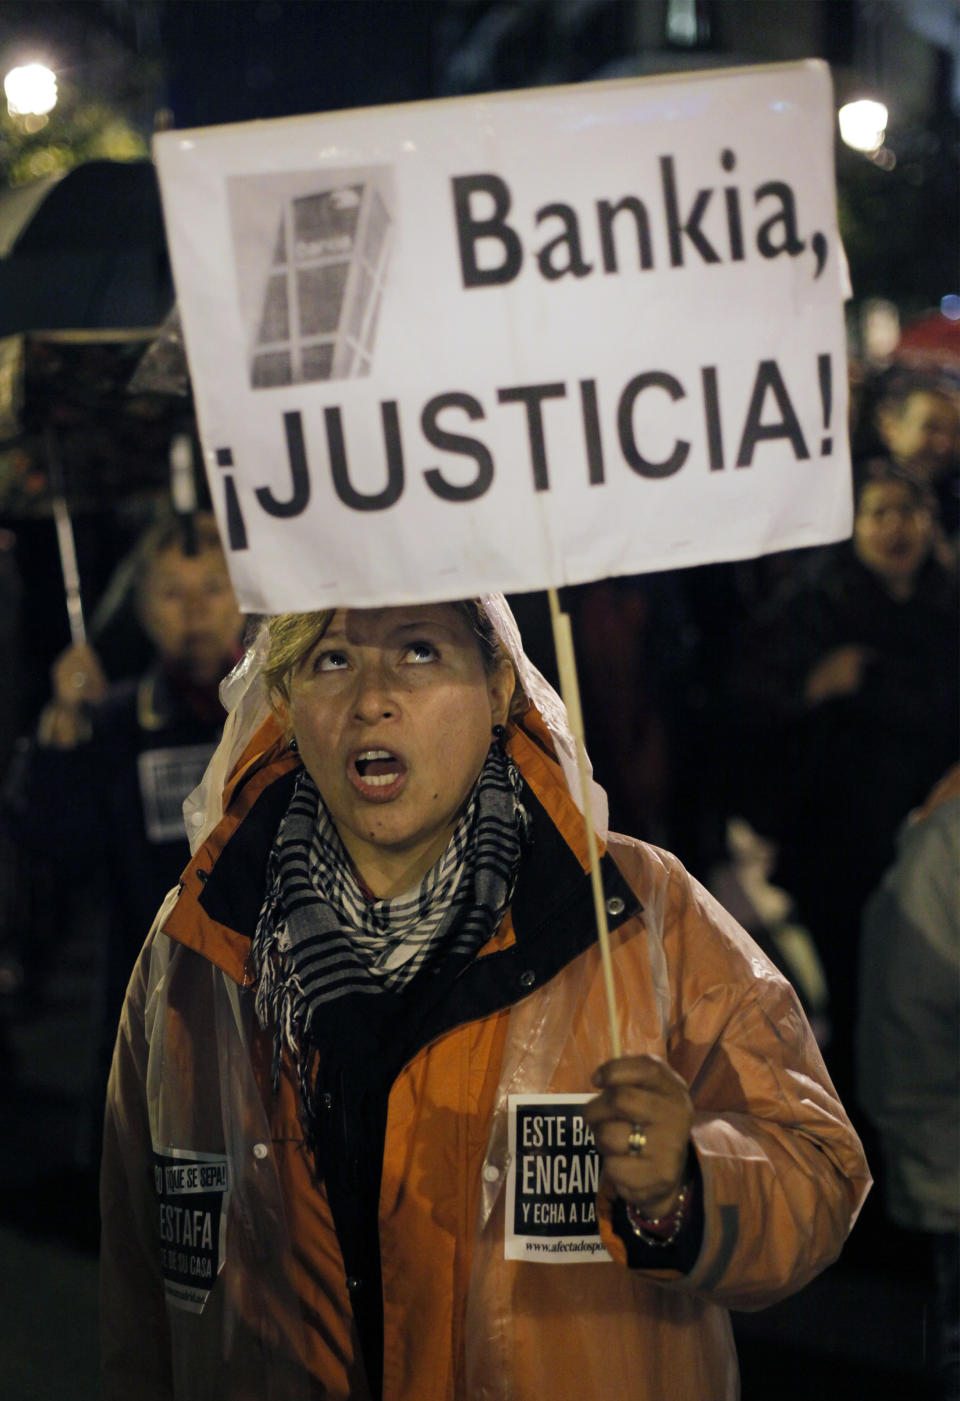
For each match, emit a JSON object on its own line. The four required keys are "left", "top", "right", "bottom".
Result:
{"left": 136, "top": 663, "right": 228, "bottom": 732}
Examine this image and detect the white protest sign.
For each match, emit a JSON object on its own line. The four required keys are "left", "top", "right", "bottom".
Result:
{"left": 155, "top": 60, "right": 850, "bottom": 613}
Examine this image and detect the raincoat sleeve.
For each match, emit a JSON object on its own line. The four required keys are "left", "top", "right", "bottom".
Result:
{"left": 598, "top": 845, "right": 870, "bottom": 1309}
{"left": 100, "top": 926, "right": 174, "bottom": 1400}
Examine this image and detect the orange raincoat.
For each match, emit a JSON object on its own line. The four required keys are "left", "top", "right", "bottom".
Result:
{"left": 101, "top": 707, "right": 870, "bottom": 1400}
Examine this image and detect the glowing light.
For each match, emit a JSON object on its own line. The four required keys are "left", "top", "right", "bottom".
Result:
{"left": 4, "top": 63, "right": 57, "bottom": 118}
{"left": 838, "top": 99, "right": 888, "bottom": 153}
{"left": 860, "top": 298, "right": 900, "bottom": 361}
{"left": 940, "top": 295, "right": 960, "bottom": 321}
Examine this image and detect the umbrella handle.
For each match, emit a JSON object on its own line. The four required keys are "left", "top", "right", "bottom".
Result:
{"left": 52, "top": 493, "right": 86, "bottom": 647}
{"left": 45, "top": 422, "right": 86, "bottom": 646}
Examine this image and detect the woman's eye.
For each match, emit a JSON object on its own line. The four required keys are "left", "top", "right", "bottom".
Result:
{"left": 314, "top": 650, "right": 348, "bottom": 672}
{"left": 404, "top": 641, "right": 437, "bottom": 664}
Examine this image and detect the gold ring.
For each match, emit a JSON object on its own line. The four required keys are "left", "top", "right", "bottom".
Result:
{"left": 626, "top": 1125, "right": 646, "bottom": 1156}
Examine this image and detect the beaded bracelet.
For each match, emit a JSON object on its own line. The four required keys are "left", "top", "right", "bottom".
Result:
{"left": 624, "top": 1180, "right": 691, "bottom": 1248}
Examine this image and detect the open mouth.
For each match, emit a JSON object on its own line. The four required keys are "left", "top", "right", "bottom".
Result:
{"left": 352, "top": 748, "right": 405, "bottom": 789}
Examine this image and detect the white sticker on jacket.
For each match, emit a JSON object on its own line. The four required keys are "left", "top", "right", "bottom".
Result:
{"left": 152, "top": 1147, "right": 230, "bottom": 1313}
{"left": 505, "top": 1094, "right": 612, "bottom": 1263}
{"left": 138, "top": 743, "right": 217, "bottom": 843}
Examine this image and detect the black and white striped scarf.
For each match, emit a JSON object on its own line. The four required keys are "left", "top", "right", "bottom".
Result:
{"left": 252, "top": 739, "right": 527, "bottom": 1087}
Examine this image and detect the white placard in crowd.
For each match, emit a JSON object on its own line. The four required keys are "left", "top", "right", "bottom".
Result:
{"left": 155, "top": 60, "right": 851, "bottom": 613}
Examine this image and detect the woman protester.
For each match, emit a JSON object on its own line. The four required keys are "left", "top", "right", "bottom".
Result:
{"left": 100, "top": 594, "right": 869, "bottom": 1401}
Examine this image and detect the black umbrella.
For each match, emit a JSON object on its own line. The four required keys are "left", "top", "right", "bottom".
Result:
{"left": 0, "top": 159, "right": 180, "bottom": 642}
{"left": 0, "top": 158, "right": 172, "bottom": 338}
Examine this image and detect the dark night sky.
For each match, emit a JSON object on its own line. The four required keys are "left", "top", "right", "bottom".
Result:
{"left": 157, "top": 1, "right": 444, "bottom": 128}
{"left": 153, "top": 1, "right": 639, "bottom": 129}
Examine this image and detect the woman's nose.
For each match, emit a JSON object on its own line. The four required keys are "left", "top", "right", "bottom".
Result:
{"left": 352, "top": 663, "right": 396, "bottom": 721}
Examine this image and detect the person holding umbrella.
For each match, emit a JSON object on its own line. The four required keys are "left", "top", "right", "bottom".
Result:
{"left": 5, "top": 510, "right": 243, "bottom": 1191}
{"left": 100, "top": 593, "right": 868, "bottom": 1401}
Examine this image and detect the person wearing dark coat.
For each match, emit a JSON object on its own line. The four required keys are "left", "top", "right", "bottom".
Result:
{"left": 729, "top": 461, "right": 958, "bottom": 1095}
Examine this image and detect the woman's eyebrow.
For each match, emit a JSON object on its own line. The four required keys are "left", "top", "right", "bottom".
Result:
{"left": 392, "top": 619, "right": 455, "bottom": 636}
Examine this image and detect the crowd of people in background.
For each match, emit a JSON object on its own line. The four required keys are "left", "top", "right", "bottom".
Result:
{"left": 0, "top": 357, "right": 956, "bottom": 1391}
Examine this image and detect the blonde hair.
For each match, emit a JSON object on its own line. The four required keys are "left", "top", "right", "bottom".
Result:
{"left": 262, "top": 601, "right": 526, "bottom": 719}
{"left": 262, "top": 610, "right": 336, "bottom": 707}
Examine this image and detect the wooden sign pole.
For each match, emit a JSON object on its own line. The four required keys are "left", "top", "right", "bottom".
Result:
{"left": 547, "top": 588, "right": 622, "bottom": 1059}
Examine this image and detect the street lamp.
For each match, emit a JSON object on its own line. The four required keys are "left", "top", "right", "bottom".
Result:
{"left": 4, "top": 63, "right": 58, "bottom": 129}
{"left": 838, "top": 98, "right": 889, "bottom": 154}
